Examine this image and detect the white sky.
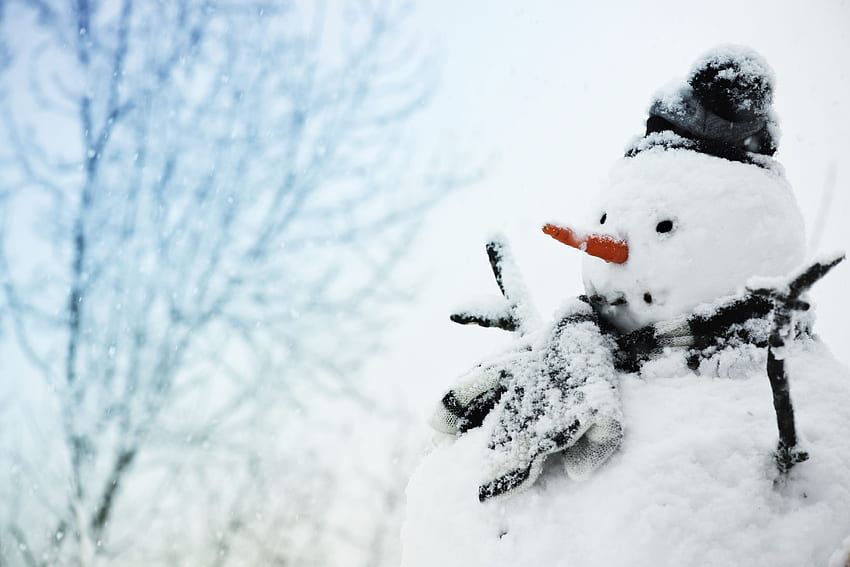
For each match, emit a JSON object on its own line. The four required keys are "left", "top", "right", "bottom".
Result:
{"left": 368, "top": 0, "right": 850, "bottom": 418}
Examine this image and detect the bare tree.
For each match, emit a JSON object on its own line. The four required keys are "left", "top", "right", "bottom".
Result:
{"left": 0, "top": 1, "right": 446, "bottom": 565}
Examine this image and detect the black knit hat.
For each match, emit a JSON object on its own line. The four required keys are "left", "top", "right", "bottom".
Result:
{"left": 626, "top": 46, "right": 778, "bottom": 165}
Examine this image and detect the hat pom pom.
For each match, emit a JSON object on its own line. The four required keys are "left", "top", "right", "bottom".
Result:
{"left": 688, "top": 47, "right": 774, "bottom": 121}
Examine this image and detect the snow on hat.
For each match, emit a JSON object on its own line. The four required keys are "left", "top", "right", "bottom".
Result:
{"left": 626, "top": 46, "right": 779, "bottom": 165}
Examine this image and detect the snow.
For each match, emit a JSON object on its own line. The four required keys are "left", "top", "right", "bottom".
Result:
{"left": 580, "top": 149, "right": 806, "bottom": 332}
{"left": 402, "top": 340, "right": 850, "bottom": 567}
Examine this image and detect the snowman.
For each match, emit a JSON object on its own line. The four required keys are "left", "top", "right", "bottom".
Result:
{"left": 402, "top": 46, "right": 850, "bottom": 567}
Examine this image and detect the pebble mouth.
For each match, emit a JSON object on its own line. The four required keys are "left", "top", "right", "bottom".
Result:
{"left": 589, "top": 292, "right": 654, "bottom": 307}
{"left": 587, "top": 292, "right": 643, "bottom": 333}
{"left": 589, "top": 294, "right": 627, "bottom": 307}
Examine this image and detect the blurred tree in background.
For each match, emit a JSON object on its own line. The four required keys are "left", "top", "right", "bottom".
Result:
{"left": 0, "top": 0, "right": 447, "bottom": 565}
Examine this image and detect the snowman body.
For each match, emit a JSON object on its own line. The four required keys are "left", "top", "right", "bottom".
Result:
{"left": 401, "top": 149, "right": 850, "bottom": 567}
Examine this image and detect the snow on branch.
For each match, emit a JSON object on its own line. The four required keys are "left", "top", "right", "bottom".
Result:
{"left": 753, "top": 253, "right": 846, "bottom": 476}
{"left": 450, "top": 238, "right": 539, "bottom": 334}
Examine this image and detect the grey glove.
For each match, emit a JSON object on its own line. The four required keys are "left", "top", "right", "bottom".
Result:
{"left": 479, "top": 301, "right": 623, "bottom": 501}
{"left": 431, "top": 348, "right": 532, "bottom": 435}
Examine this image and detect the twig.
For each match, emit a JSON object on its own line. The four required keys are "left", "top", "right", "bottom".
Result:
{"left": 760, "top": 254, "right": 845, "bottom": 475}
{"left": 449, "top": 312, "right": 518, "bottom": 331}
{"left": 486, "top": 240, "right": 511, "bottom": 298}
{"left": 450, "top": 239, "right": 537, "bottom": 333}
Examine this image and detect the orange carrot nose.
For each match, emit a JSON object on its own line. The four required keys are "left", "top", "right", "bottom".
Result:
{"left": 542, "top": 223, "right": 629, "bottom": 264}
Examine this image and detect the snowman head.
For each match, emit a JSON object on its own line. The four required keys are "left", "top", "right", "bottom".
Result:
{"left": 545, "top": 47, "right": 806, "bottom": 332}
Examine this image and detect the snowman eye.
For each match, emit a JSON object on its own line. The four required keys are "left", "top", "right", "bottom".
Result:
{"left": 600, "top": 213, "right": 607, "bottom": 225}
{"left": 655, "top": 220, "right": 674, "bottom": 234}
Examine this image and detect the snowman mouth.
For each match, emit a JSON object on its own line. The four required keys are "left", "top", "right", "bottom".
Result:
{"left": 588, "top": 293, "right": 644, "bottom": 332}
{"left": 589, "top": 294, "right": 628, "bottom": 308}
{"left": 590, "top": 291, "right": 654, "bottom": 308}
